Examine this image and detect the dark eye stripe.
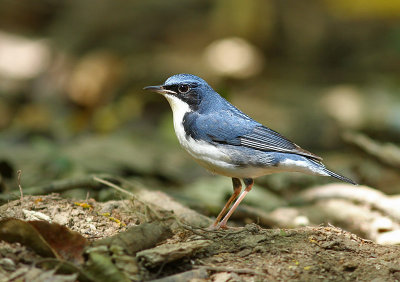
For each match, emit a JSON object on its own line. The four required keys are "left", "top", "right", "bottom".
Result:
{"left": 164, "top": 83, "right": 198, "bottom": 93}
{"left": 164, "top": 85, "right": 179, "bottom": 93}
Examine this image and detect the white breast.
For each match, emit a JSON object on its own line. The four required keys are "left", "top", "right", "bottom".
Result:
{"left": 163, "top": 94, "right": 236, "bottom": 176}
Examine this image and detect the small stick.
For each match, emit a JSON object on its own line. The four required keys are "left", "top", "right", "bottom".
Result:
{"left": 92, "top": 176, "right": 163, "bottom": 220}
{"left": 17, "top": 170, "right": 23, "bottom": 203}
{"left": 94, "top": 176, "right": 224, "bottom": 238}
{"left": 0, "top": 174, "right": 114, "bottom": 204}
{"left": 93, "top": 176, "right": 134, "bottom": 197}
{"left": 195, "top": 265, "right": 267, "bottom": 277}
{"left": 85, "top": 191, "right": 90, "bottom": 203}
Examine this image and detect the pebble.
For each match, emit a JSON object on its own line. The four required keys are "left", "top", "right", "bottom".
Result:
{"left": 53, "top": 213, "right": 69, "bottom": 225}
{"left": 22, "top": 210, "right": 51, "bottom": 222}
{"left": 211, "top": 256, "right": 225, "bottom": 263}
{"left": 0, "top": 258, "right": 15, "bottom": 271}
{"left": 213, "top": 272, "right": 234, "bottom": 282}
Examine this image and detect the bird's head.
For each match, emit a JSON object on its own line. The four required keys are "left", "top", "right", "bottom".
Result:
{"left": 144, "top": 74, "right": 214, "bottom": 112}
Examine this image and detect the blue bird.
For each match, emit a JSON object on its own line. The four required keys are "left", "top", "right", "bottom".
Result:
{"left": 144, "top": 74, "right": 356, "bottom": 229}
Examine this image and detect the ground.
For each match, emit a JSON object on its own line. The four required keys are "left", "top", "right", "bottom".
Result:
{"left": 1, "top": 192, "right": 399, "bottom": 282}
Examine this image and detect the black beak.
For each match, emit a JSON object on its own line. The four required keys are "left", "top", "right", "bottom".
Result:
{"left": 143, "top": 85, "right": 175, "bottom": 95}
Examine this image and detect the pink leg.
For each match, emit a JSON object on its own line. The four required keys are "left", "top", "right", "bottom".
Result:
{"left": 218, "top": 178, "right": 254, "bottom": 229}
{"left": 210, "top": 178, "right": 242, "bottom": 228}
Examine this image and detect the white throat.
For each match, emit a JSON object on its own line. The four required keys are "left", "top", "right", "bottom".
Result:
{"left": 162, "top": 94, "right": 235, "bottom": 176}
{"left": 163, "top": 94, "right": 191, "bottom": 143}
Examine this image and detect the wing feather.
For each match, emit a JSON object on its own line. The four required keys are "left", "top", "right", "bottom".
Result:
{"left": 191, "top": 108, "right": 322, "bottom": 161}
{"left": 240, "top": 126, "right": 322, "bottom": 161}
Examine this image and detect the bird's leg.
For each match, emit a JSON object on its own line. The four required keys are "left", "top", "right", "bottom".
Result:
{"left": 210, "top": 178, "right": 242, "bottom": 229}
{"left": 217, "top": 178, "right": 254, "bottom": 229}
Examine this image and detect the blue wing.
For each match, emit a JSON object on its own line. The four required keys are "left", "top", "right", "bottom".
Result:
{"left": 184, "top": 108, "right": 322, "bottom": 161}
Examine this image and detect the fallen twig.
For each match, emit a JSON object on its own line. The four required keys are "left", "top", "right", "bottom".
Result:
{"left": 0, "top": 174, "right": 117, "bottom": 204}
{"left": 195, "top": 265, "right": 267, "bottom": 277}
{"left": 93, "top": 176, "right": 134, "bottom": 198}
{"left": 137, "top": 240, "right": 211, "bottom": 267}
{"left": 17, "top": 170, "right": 23, "bottom": 204}
{"left": 92, "top": 176, "right": 165, "bottom": 222}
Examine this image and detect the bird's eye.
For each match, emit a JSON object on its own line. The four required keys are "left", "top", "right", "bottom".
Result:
{"left": 178, "top": 84, "right": 190, "bottom": 94}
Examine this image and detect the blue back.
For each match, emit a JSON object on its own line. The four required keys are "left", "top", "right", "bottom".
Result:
{"left": 165, "top": 74, "right": 321, "bottom": 160}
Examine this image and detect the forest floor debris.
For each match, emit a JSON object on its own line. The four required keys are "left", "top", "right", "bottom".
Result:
{"left": 0, "top": 192, "right": 399, "bottom": 281}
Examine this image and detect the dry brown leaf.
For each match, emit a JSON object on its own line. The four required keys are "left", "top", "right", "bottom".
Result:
{"left": 0, "top": 219, "right": 87, "bottom": 264}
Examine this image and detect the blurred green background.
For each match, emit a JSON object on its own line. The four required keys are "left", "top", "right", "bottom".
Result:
{"left": 0, "top": 0, "right": 400, "bottom": 205}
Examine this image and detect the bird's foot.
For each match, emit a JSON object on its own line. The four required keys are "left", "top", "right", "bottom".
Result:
{"left": 207, "top": 222, "right": 230, "bottom": 230}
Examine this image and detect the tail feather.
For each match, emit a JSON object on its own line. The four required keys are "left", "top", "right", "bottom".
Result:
{"left": 323, "top": 168, "right": 357, "bottom": 185}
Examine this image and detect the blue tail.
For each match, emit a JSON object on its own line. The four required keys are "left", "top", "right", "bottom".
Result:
{"left": 323, "top": 168, "right": 357, "bottom": 185}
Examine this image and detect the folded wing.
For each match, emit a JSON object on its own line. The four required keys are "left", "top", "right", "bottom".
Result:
{"left": 192, "top": 109, "right": 322, "bottom": 161}
{"left": 239, "top": 126, "right": 322, "bottom": 161}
